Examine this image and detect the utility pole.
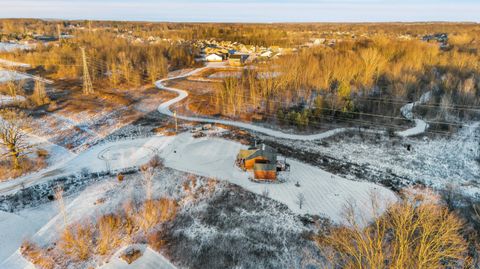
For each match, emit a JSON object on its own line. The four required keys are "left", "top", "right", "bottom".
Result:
{"left": 174, "top": 110, "right": 178, "bottom": 133}
{"left": 80, "top": 47, "right": 94, "bottom": 95}
{"left": 57, "top": 24, "right": 62, "bottom": 41}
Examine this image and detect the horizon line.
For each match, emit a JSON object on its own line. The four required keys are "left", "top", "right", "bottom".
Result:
{"left": 1, "top": 18, "right": 479, "bottom": 24}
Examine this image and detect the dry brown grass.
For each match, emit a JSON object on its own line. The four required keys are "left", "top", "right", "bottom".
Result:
{"left": 20, "top": 241, "right": 55, "bottom": 269}
{"left": 96, "top": 214, "right": 123, "bottom": 255}
{"left": 53, "top": 197, "right": 177, "bottom": 264}
{"left": 59, "top": 223, "right": 94, "bottom": 261}
{"left": 137, "top": 198, "right": 178, "bottom": 233}
{"left": 0, "top": 156, "right": 48, "bottom": 182}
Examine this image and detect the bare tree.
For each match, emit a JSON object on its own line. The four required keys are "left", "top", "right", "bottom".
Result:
{"left": 148, "top": 155, "right": 164, "bottom": 170}
{"left": 141, "top": 165, "right": 155, "bottom": 200}
{"left": 55, "top": 185, "right": 67, "bottom": 227}
{"left": 297, "top": 193, "right": 305, "bottom": 209}
{"left": 316, "top": 190, "right": 468, "bottom": 269}
{"left": 5, "top": 78, "right": 25, "bottom": 98}
{"left": 32, "top": 80, "right": 49, "bottom": 106}
{"left": 0, "top": 108, "right": 32, "bottom": 170}
{"left": 261, "top": 187, "right": 270, "bottom": 198}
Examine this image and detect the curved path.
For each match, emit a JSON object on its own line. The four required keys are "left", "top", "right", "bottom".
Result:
{"left": 156, "top": 65, "right": 425, "bottom": 141}
{"left": 396, "top": 91, "right": 431, "bottom": 137}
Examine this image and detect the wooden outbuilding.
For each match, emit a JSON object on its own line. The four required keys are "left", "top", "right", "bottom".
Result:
{"left": 236, "top": 144, "right": 278, "bottom": 181}
{"left": 228, "top": 54, "right": 249, "bottom": 66}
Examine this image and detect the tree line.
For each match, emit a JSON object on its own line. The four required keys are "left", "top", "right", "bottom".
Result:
{"left": 215, "top": 36, "right": 480, "bottom": 129}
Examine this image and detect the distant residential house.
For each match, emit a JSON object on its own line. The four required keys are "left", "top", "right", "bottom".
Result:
{"left": 260, "top": 50, "right": 273, "bottom": 58}
{"left": 205, "top": 54, "right": 223, "bottom": 62}
{"left": 229, "top": 54, "right": 249, "bottom": 66}
{"left": 34, "top": 35, "right": 58, "bottom": 42}
{"left": 313, "top": 38, "right": 326, "bottom": 46}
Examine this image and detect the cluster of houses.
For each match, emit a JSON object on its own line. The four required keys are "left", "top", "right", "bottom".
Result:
{"left": 236, "top": 143, "right": 289, "bottom": 181}
{"left": 198, "top": 40, "right": 295, "bottom": 66}
{"left": 422, "top": 33, "right": 450, "bottom": 50}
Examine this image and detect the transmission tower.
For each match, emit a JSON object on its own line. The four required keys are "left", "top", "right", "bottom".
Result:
{"left": 80, "top": 47, "right": 94, "bottom": 95}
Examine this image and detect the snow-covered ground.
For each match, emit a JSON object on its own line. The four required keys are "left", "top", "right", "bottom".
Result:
{"left": 0, "top": 67, "right": 52, "bottom": 86}
{"left": 0, "top": 114, "right": 77, "bottom": 182}
{"left": 0, "top": 59, "right": 30, "bottom": 68}
{"left": 207, "top": 71, "right": 241, "bottom": 79}
{"left": 0, "top": 43, "right": 32, "bottom": 52}
{"left": 0, "top": 203, "right": 57, "bottom": 262}
{"left": 0, "top": 177, "right": 129, "bottom": 269}
{"left": 0, "top": 69, "right": 29, "bottom": 83}
{"left": 1, "top": 131, "right": 396, "bottom": 223}
{"left": 99, "top": 245, "right": 176, "bottom": 269}
{"left": 0, "top": 136, "right": 174, "bottom": 195}
{"left": 0, "top": 94, "right": 26, "bottom": 106}
{"left": 160, "top": 132, "right": 396, "bottom": 222}
{"left": 286, "top": 121, "right": 480, "bottom": 196}
{"left": 0, "top": 156, "right": 312, "bottom": 268}
{"left": 2, "top": 180, "right": 125, "bottom": 268}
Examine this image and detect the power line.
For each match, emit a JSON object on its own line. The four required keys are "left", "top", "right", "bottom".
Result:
{"left": 171, "top": 92, "right": 474, "bottom": 138}
{"left": 202, "top": 91, "right": 478, "bottom": 128}
{"left": 170, "top": 100, "right": 471, "bottom": 138}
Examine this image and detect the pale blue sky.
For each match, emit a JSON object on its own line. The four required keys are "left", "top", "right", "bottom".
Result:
{"left": 0, "top": 0, "right": 479, "bottom": 22}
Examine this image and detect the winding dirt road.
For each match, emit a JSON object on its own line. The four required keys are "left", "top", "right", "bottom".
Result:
{"left": 155, "top": 65, "right": 426, "bottom": 141}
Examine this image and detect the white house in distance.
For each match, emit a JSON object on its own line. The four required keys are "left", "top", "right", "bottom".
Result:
{"left": 260, "top": 50, "right": 273, "bottom": 58}
{"left": 205, "top": 54, "right": 223, "bottom": 62}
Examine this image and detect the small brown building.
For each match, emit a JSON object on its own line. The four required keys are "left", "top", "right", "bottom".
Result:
{"left": 229, "top": 54, "right": 249, "bottom": 66}
{"left": 237, "top": 144, "right": 277, "bottom": 181}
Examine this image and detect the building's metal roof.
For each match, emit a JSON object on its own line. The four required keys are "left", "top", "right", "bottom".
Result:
{"left": 254, "top": 163, "right": 276, "bottom": 171}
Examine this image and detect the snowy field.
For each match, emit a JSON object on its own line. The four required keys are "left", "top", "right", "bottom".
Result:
{"left": 0, "top": 203, "right": 57, "bottom": 262}
{"left": 0, "top": 94, "right": 26, "bottom": 106}
{"left": 207, "top": 71, "right": 241, "bottom": 79}
{"left": 1, "top": 132, "right": 396, "bottom": 222}
{"left": 0, "top": 136, "right": 174, "bottom": 194}
{"left": 1, "top": 178, "right": 176, "bottom": 268}
{"left": 0, "top": 42, "right": 32, "bottom": 52}
{"left": 0, "top": 130, "right": 396, "bottom": 267}
{"left": 283, "top": 121, "right": 480, "bottom": 196}
{"left": 0, "top": 69, "right": 29, "bottom": 83}
{"left": 99, "top": 245, "right": 177, "bottom": 269}
{"left": 0, "top": 59, "right": 30, "bottom": 68}
{"left": 160, "top": 132, "right": 396, "bottom": 222}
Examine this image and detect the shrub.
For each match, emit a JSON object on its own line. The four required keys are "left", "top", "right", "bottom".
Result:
{"left": 137, "top": 198, "right": 178, "bottom": 233}
{"left": 148, "top": 155, "right": 164, "bottom": 170}
{"left": 147, "top": 230, "right": 168, "bottom": 251}
{"left": 96, "top": 214, "right": 123, "bottom": 255}
{"left": 120, "top": 247, "right": 142, "bottom": 264}
{"left": 315, "top": 191, "right": 468, "bottom": 269}
{"left": 59, "top": 223, "right": 94, "bottom": 261}
{"left": 20, "top": 241, "right": 55, "bottom": 269}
